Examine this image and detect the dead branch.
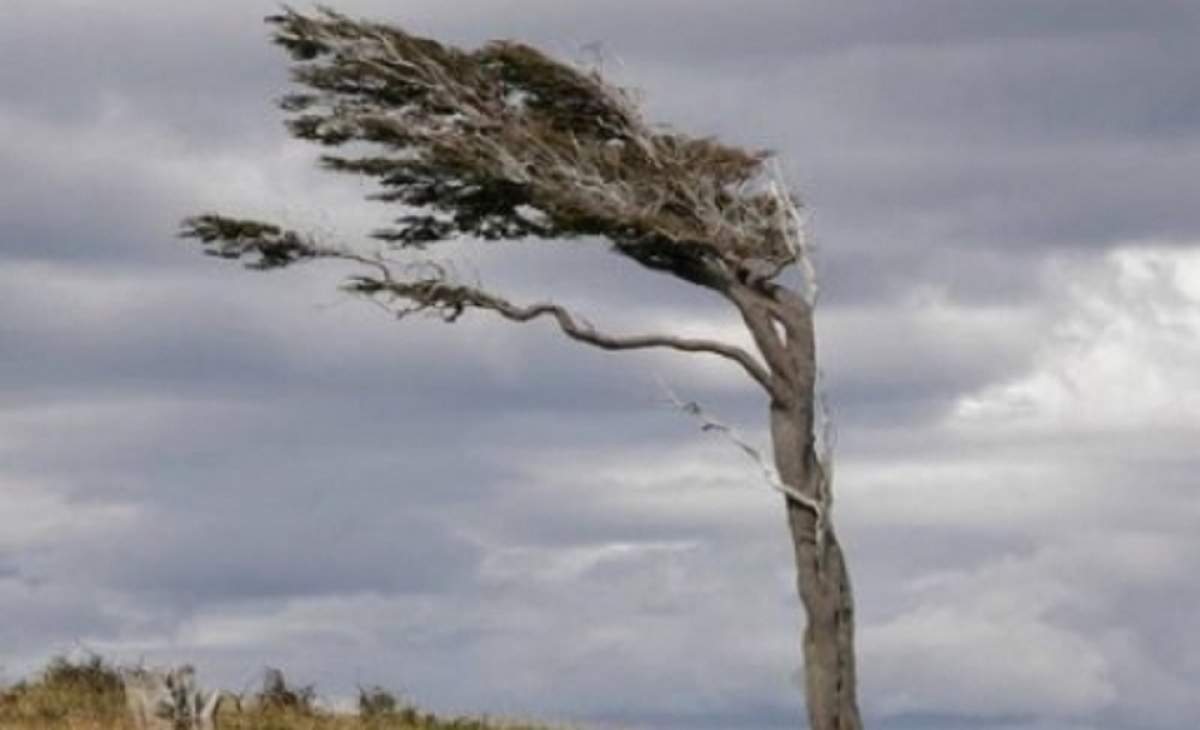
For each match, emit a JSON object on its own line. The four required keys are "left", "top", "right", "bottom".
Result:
{"left": 658, "top": 381, "right": 827, "bottom": 544}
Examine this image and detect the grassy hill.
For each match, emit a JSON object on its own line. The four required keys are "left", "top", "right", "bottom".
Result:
{"left": 0, "top": 656, "right": 560, "bottom": 730}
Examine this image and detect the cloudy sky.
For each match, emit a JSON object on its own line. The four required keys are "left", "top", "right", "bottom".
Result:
{"left": 3, "top": 1, "right": 1199, "bottom": 728}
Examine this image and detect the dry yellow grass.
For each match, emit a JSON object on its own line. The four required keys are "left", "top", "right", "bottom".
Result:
{"left": 0, "top": 657, "right": 561, "bottom": 730}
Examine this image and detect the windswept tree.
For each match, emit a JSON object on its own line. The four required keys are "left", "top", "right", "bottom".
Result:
{"left": 182, "top": 8, "right": 862, "bottom": 729}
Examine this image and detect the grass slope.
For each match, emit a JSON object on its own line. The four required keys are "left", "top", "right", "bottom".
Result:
{"left": 0, "top": 656, "right": 561, "bottom": 730}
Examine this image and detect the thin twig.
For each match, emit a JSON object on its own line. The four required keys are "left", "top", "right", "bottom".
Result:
{"left": 656, "top": 379, "right": 825, "bottom": 531}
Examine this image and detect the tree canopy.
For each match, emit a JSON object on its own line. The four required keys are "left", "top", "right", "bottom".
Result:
{"left": 184, "top": 7, "right": 812, "bottom": 299}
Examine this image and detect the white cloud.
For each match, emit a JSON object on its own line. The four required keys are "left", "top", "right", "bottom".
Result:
{"left": 840, "top": 457, "right": 1083, "bottom": 532}
{"left": 480, "top": 540, "right": 701, "bottom": 585}
{"left": 0, "top": 476, "right": 139, "bottom": 551}
{"left": 833, "top": 247, "right": 1200, "bottom": 724}
{"left": 956, "top": 245, "right": 1200, "bottom": 431}
{"left": 864, "top": 602, "right": 1114, "bottom": 718}
{"left": 860, "top": 527, "right": 1199, "bottom": 725}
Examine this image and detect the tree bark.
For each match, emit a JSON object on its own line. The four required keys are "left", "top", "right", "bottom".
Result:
{"left": 771, "top": 401, "right": 862, "bottom": 730}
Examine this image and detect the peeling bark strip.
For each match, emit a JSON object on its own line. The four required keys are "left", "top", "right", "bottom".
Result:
{"left": 180, "top": 8, "right": 864, "bottom": 728}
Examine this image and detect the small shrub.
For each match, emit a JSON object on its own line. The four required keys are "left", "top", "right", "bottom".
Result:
{"left": 358, "top": 685, "right": 398, "bottom": 718}
{"left": 254, "top": 667, "right": 317, "bottom": 713}
{"left": 0, "top": 654, "right": 124, "bottom": 725}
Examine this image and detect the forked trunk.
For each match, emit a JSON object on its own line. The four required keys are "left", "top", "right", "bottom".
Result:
{"left": 772, "top": 403, "right": 862, "bottom": 730}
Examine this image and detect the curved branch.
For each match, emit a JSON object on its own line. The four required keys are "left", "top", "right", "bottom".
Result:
{"left": 512, "top": 300, "right": 777, "bottom": 395}
{"left": 349, "top": 268, "right": 780, "bottom": 399}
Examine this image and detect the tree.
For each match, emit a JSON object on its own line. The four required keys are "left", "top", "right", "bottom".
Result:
{"left": 181, "top": 8, "right": 862, "bottom": 729}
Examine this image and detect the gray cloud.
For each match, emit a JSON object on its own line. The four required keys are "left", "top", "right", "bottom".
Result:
{"left": 2, "top": 2, "right": 1198, "bottom": 729}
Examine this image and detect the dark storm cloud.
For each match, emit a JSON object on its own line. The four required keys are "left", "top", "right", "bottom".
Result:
{"left": 0, "top": 582, "right": 128, "bottom": 655}
{"left": 1, "top": 3, "right": 283, "bottom": 140}
{"left": 95, "top": 508, "right": 484, "bottom": 603}
{"left": 361, "top": 0, "right": 1199, "bottom": 65}
{"left": 632, "top": 37, "right": 1200, "bottom": 298}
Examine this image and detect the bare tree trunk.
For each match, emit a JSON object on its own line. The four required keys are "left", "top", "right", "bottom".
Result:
{"left": 724, "top": 277, "right": 863, "bottom": 729}
{"left": 772, "top": 403, "right": 862, "bottom": 730}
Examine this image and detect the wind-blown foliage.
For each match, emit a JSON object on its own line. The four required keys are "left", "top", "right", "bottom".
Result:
{"left": 185, "top": 6, "right": 807, "bottom": 290}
